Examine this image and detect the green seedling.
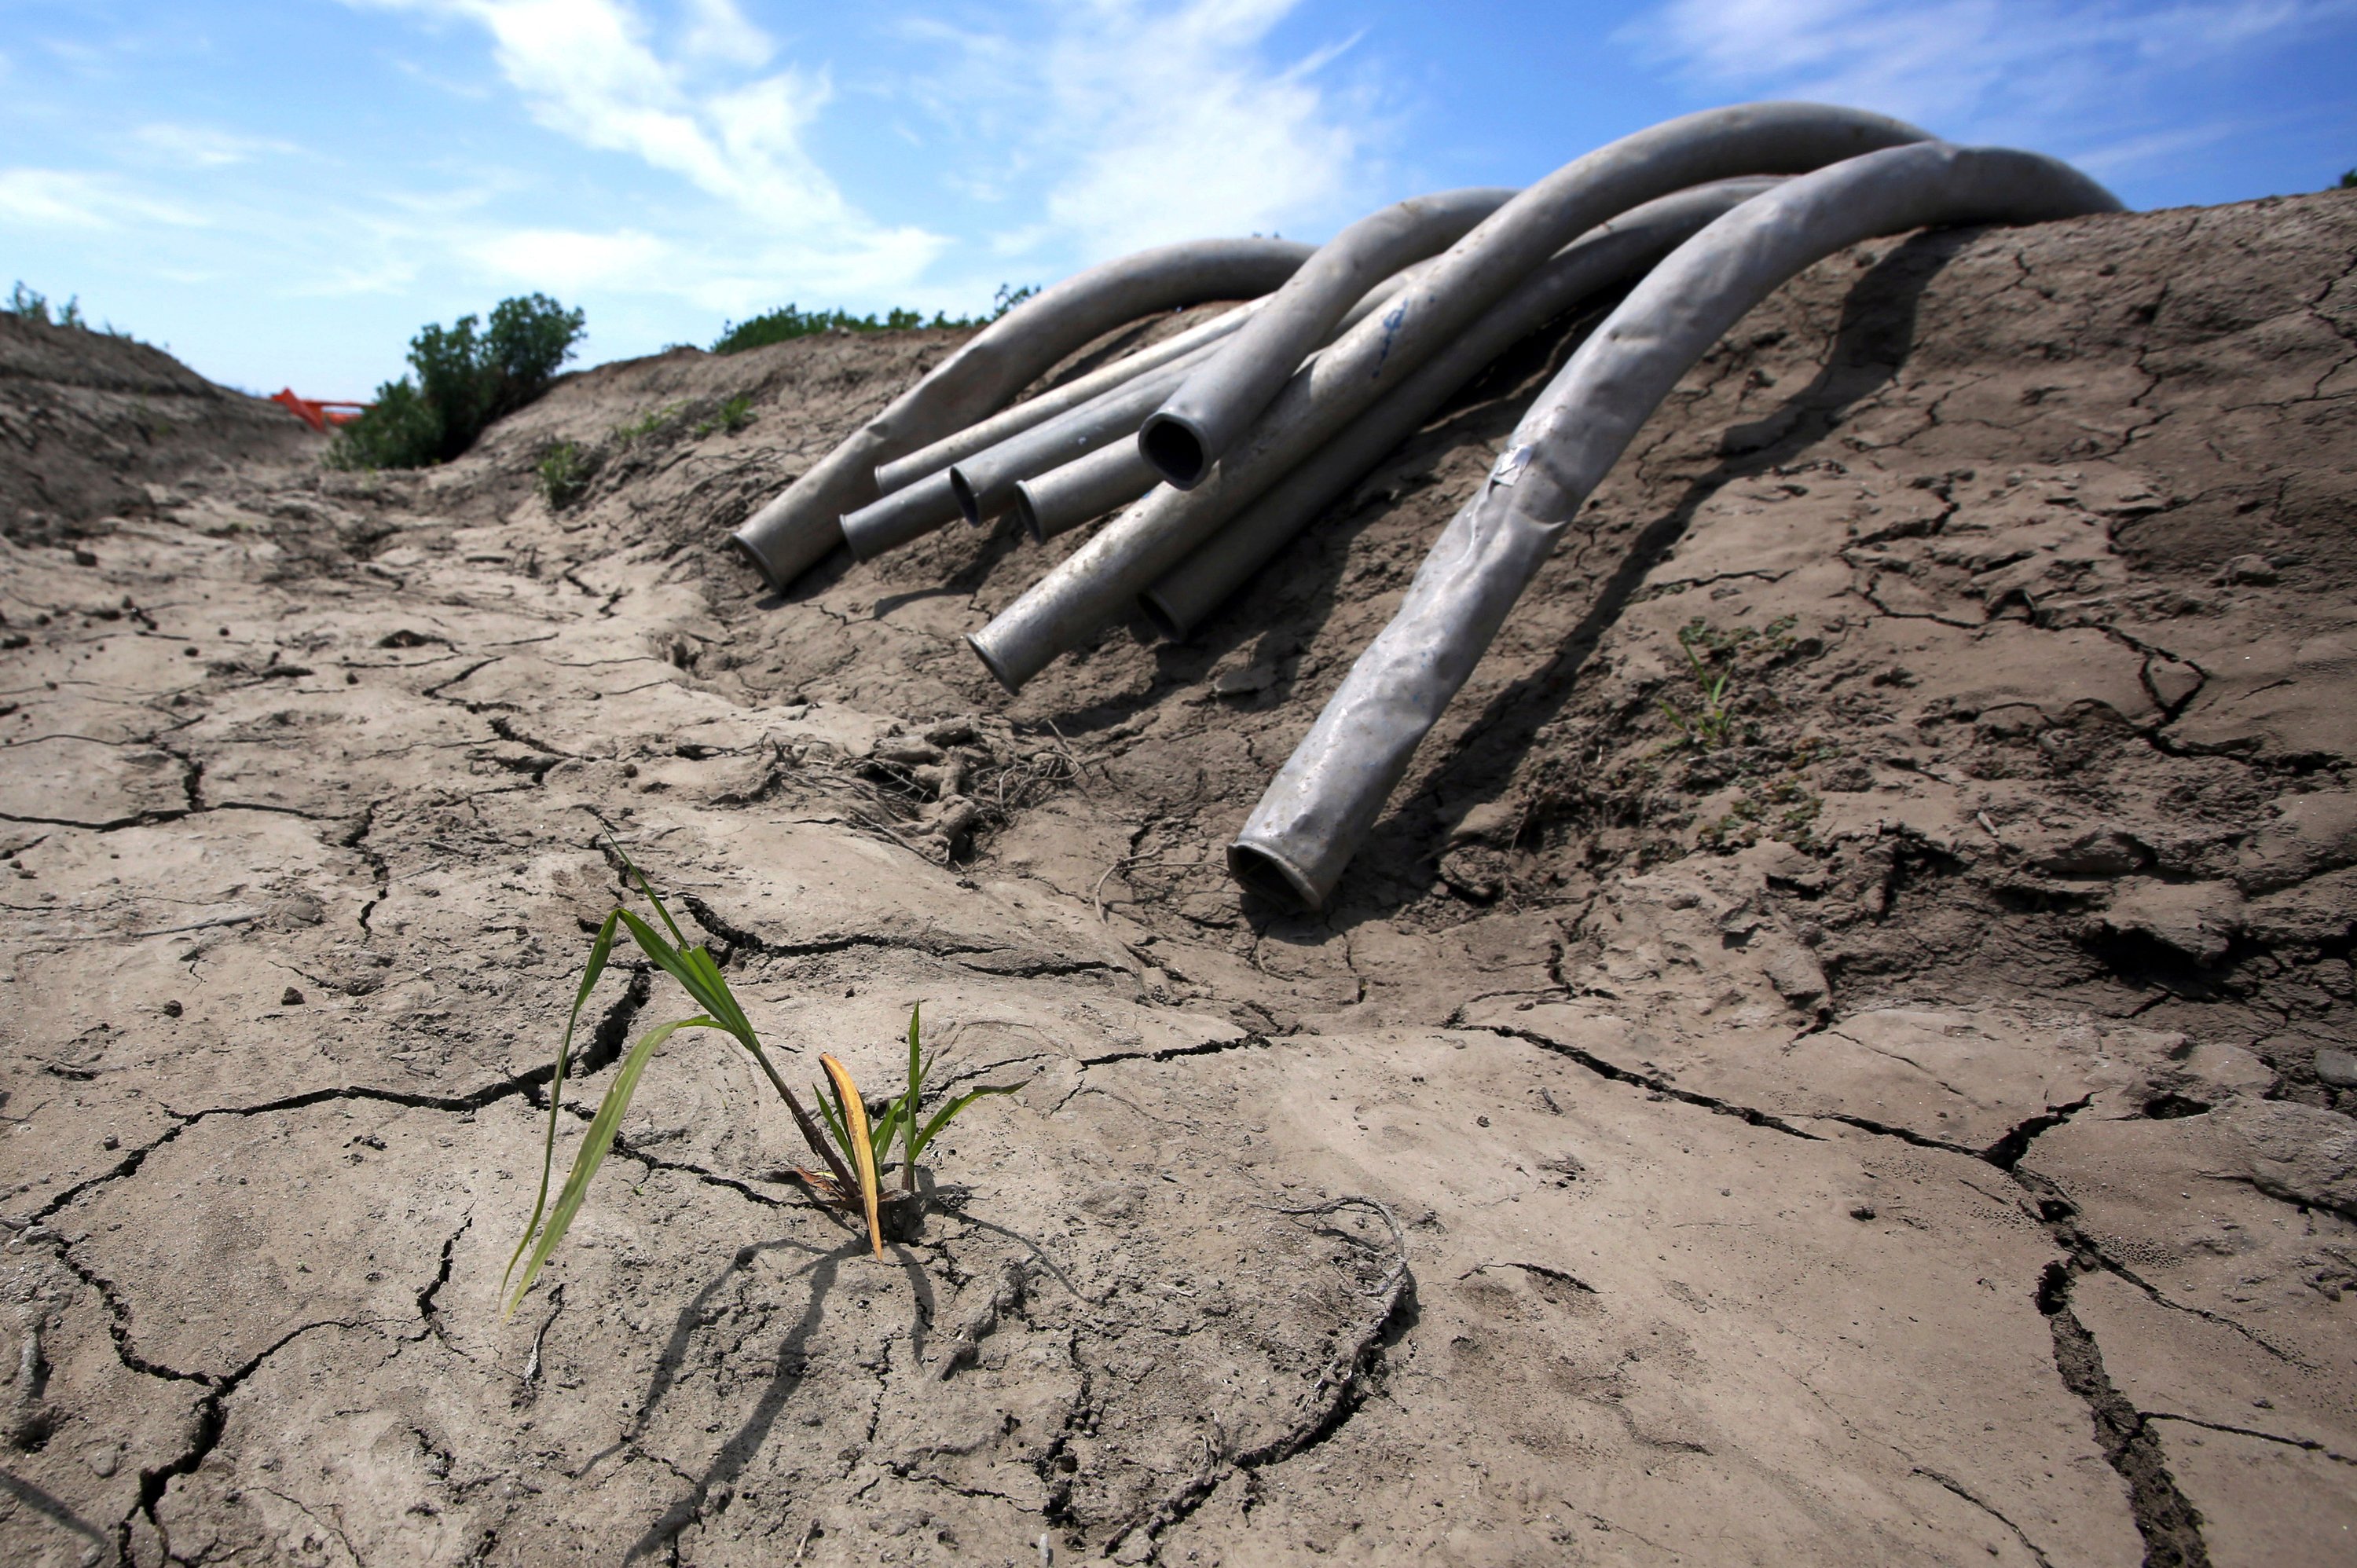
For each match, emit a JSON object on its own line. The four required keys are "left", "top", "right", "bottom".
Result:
{"left": 502, "top": 842, "right": 1021, "bottom": 1315}
{"left": 808, "top": 1002, "right": 1021, "bottom": 1204}
{"left": 1656, "top": 614, "right": 1796, "bottom": 751}
{"left": 692, "top": 394, "right": 755, "bottom": 438}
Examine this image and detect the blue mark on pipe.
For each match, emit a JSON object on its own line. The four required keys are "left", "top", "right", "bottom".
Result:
{"left": 1372, "top": 302, "right": 1409, "bottom": 379}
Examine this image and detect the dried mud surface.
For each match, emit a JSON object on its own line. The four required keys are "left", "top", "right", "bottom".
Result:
{"left": 2, "top": 189, "right": 2353, "bottom": 1566}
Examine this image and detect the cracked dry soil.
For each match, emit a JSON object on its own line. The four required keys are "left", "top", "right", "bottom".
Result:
{"left": 3, "top": 189, "right": 2354, "bottom": 1566}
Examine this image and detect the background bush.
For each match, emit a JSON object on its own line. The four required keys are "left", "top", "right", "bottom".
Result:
{"left": 333, "top": 293, "right": 586, "bottom": 469}
{"left": 712, "top": 283, "right": 1036, "bottom": 356}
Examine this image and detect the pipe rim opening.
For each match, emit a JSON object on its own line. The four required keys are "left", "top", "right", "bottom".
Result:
{"left": 963, "top": 632, "right": 1024, "bottom": 695}
{"left": 725, "top": 532, "right": 783, "bottom": 593}
{"left": 1138, "top": 414, "right": 1209, "bottom": 490}
{"left": 948, "top": 469, "right": 983, "bottom": 526}
{"left": 1226, "top": 841, "right": 1320, "bottom": 911}
{"left": 1135, "top": 588, "right": 1184, "bottom": 642}
{"left": 1012, "top": 485, "right": 1046, "bottom": 545}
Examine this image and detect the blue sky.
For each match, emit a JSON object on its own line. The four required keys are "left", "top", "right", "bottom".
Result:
{"left": 5, "top": 0, "right": 2352, "bottom": 397}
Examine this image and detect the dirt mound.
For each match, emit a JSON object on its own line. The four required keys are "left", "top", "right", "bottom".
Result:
{"left": 1, "top": 189, "right": 2352, "bottom": 1566}
{"left": 0, "top": 314, "right": 322, "bottom": 550}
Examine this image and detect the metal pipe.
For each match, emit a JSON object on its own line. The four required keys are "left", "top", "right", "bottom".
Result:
{"left": 950, "top": 354, "right": 1202, "bottom": 526}
{"left": 839, "top": 470, "right": 965, "bottom": 560}
{"left": 871, "top": 298, "right": 1265, "bottom": 497}
{"left": 728, "top": 236, "right": 1314, "bottom": 590}
{"left": 1014, "top": 438, "right": 1162, "bottom": 543}
{"left": 966, "top": 103, "right": 1928, "bottom": 691}
{"left": 845, "top": 343, "right": 1228, "bottom": 558}
{"left": 1141, "top": 178, "right": 1779, "bottom": 639}
{"left": 945, "top": 256, "right": 1448, "bottom": 534}
{"left": 1228, "top": 142, "right": 2123, "bottom": 910}
{"left": 1139, "top": 188, "right": 1517, "bottom": 489}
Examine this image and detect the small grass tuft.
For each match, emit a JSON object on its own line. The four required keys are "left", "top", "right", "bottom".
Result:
{"left": 610, "top": 402, "right": 683, "bottom": 443}
{"left": 1656, "top": 614, "right": 1796, "bottom": 751}
{"left": 535, "top": 441, "right": 593, "bottom": 509}
{"left": 693, "top": 394, "right": 755, "bottom": 438}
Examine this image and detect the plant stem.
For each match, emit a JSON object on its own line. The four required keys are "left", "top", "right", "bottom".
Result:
{"left": 742, "top": 1039, "right": 859, "bottom": 1196}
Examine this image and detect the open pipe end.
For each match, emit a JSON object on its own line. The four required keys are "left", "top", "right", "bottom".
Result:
{"left": 963, "top": 632, "right": 1025, "bottom": 695}
{"left": 1138, "top": 413, "right": 1211, "bottom": 491}
{"left": 1226, "top": 840, "right": 1321, "bottom": 912}
{"left": 948, "top": 468, "right": 984, "bottom": 527}
{"left": 1135, "top": 588, "right": 1185, "bottom": 642}
{"left": 1012, "top": 484, "right": 1047, "bottom": 545}
{"left": 726, "top": 530, "right": 785, "bottom": 593}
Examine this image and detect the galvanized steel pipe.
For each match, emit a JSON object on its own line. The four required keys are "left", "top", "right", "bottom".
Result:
{"left": 966, "top": 103, "right": 1927, "bottom": 691}
{"left": 1140, "top": 178, "right": 1780, "bottom": 638}
{"left": 729, "top": 236, "right": 1313, "bottom": 589}
{"left": 1227, "top": 142, "right": 2123, "bottom": 910}
{"left": 1139, "top": 188, "right": 1517, "bottom": 489}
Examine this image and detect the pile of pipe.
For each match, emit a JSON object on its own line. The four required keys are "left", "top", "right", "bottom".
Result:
{"left": 729, "top": 102, "right": 2121, "bottom": 913}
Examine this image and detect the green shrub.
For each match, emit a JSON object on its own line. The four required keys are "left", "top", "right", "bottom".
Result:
{"left": 711, "top": 282, "right": 1039, "bottom": 356}
{"left": 2342, "top": 169, "right": 2357, "bottom": 189}
{"left": 332, "top": 293, "right": 587, "bottom": 470}
{"left": 536, "top": 440, "right": 593, "bottom": 508}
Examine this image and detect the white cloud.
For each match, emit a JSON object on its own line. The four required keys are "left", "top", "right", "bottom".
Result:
{"left": 346, "top": 0, "right": 945, "bottom": 292}
{"left": 130, "top": 123, "right": 302, "bottom": 168}
{"left": 1620, "top": 0, "right": 2352, "bottom": 162}
{"left": 468, "top": 226, "right": 674, "bottom": 292}
{"left": 0, "top": 168, "right": 207, "bottom": 229}
{"left": 899, "top": 0, "right": 1380, "bottom": 262}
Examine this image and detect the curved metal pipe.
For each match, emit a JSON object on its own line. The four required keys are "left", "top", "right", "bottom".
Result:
{"left": 944, "top": 256, "right": 1447, "bottom": 535}
{"left": 1140, "top": 178, "right": 1779, "bottom": 639}
{"left": 728, "top": 236, "right": 1314, "bottom": 590}
{"left": 1139, "top": 188, "right": 1517, "bottom": 489}
{"left": 1014, "top": 438, "right": 1161, "bottom": 543}
{"left": 1226, "top": 142, "right": 2123, "bottom": 910}
{"left": 872, "top": 298, "right": 1264, "bottom": 497}
{"left": 966, "top": 102, "right": 1928, "bottom": 691}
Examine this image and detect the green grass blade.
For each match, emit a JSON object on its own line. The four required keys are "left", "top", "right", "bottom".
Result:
{"left": 815, "top": 1079, "right": 854, "bottom": 1167}
{"left": 908, "top": 1082, "right": 1025, "bottom": 1161}
{"left": 900, "top": 1005, "right": 925, "bottom": 1180}
{"left": 870, "top": 1099, "right": 904, "bottom": 1165}
{"left": 504, "top": 1014, "right": 716, "bottom": 1317}
{"left": 500, "top": 910, "right": 618, "bottom": 1304}
{"left": 607, "top": 834, "right": 692, "bottom": 951}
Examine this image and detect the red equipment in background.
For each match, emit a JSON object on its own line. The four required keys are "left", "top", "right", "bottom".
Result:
{"left": 269, "top": 389, "right": 370, "bottom": 432}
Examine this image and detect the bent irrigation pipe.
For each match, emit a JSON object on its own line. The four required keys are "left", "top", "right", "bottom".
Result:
{"left": 1140, "top": 178, "right": 1781, "bottom": 638}
{"left": 965, "top": 102, "right": 1927, "bottom": 691}
{"left": 871, "top": 297, "right": 1266, "bottom": 498}
{"left": 1140, "top": 187, "right": 1518, "bottom": 489}
{"left": 940, "top": 256, "right": 1449, "bottom": 537}
{"left": 729, "top": 236, "right": 1314, "bottom": 590}
{"left": 868, "top": 251, "right": 1435, "bottom": 505}
{"left": 1226, "top": 142, "right": 2122, "bottom": 911}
